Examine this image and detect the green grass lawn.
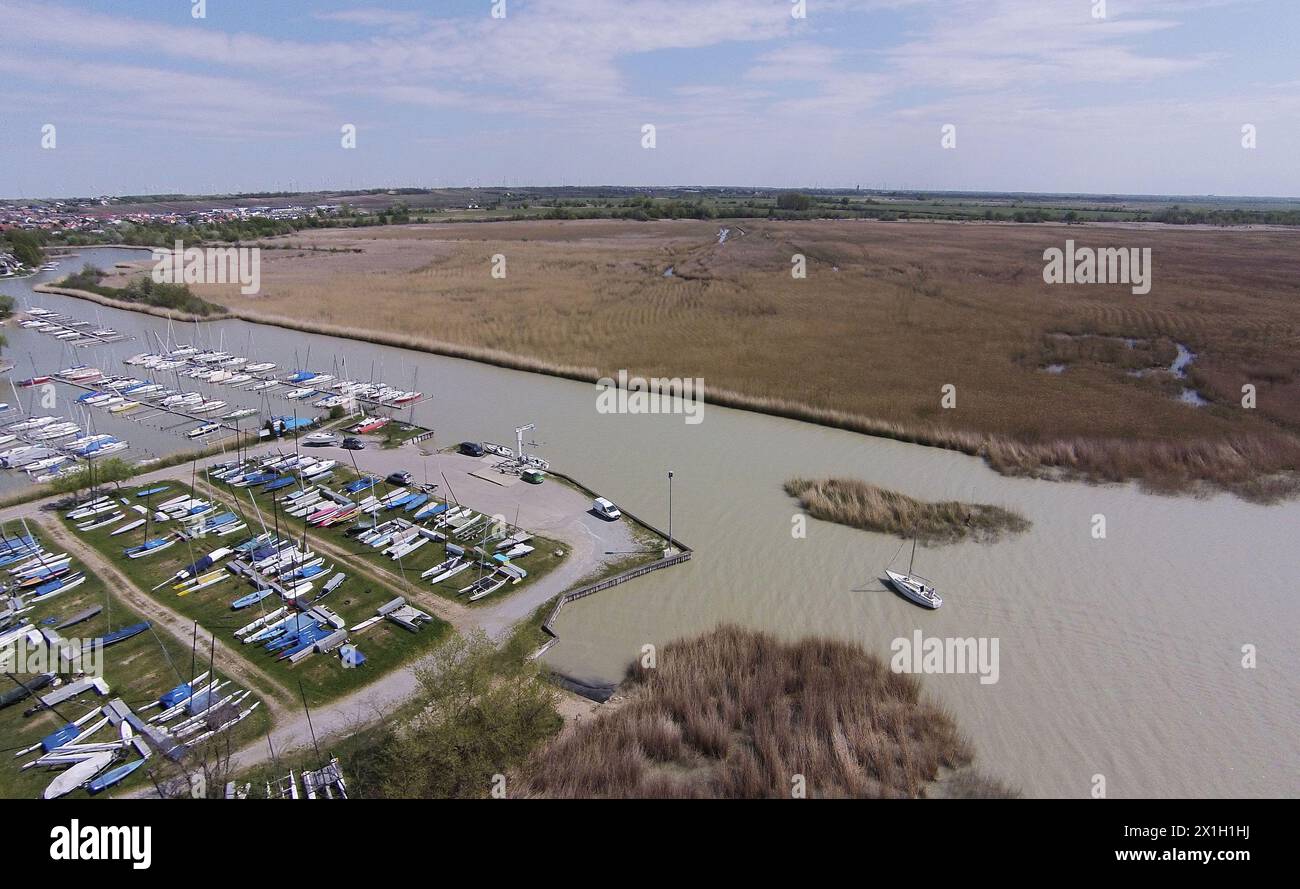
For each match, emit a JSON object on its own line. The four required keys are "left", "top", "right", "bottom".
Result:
{"left": 213, "top": 463, "right": 570, "bottom": 607}
{"left": 0, "top": 520, "right": 269, "bottom": 799}
{"left": 61, "top": 483, "right": 450, "bottom": 705}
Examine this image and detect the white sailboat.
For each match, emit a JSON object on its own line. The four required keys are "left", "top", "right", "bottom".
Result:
{"left": 884, "top": 537, "right": 944, "bottom": 609}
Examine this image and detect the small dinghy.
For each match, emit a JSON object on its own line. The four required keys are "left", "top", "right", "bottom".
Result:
{"left": 34, "top": 572, "right": 86, "bottom": 599}
{"left": 88, "top": 757, "right": 148, "bottom": 794}
{"left": 43, "top": 750, "right": 114, "bottom": 799}
{"left": 110, "top": 518, "right": 146, "bottom": 536}
{"left": 87, "top": 621, "right": 151, "bottom": 649}
{"left": 126, "top": 537, "right": 176, "bottom": 559}
{"left": 55, "top": 605, "right": 103, "bottom": 630}
{"left": 231, "top": 589, "right": 274, "bottom": 610}
{"left": 77, "top": 512, "right": 125, "bottom": 532}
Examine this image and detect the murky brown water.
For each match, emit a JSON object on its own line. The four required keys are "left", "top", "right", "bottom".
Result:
{"left": 7, "top": 248, "right": 1297, "bottom": 797}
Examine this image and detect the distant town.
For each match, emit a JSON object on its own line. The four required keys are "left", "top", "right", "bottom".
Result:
{"left": 0, "top": 199, "right": 341, "bottom": 239}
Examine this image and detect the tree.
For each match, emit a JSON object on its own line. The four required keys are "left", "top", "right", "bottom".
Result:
{"left": 48, "top": 457, "right": 135, "bottom": 497}
{"left": 3, "top": 230, "right": 44, "bottom": 267}
{"left": 368, "top": 631, "right": 561, "bottom": 799}
{"left": 776, "top": 191, "right": 812, "bottom": 211}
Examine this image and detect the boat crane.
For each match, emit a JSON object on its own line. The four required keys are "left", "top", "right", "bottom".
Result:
{"left": 514, "top": 424, "right": 535, "bottom": 462}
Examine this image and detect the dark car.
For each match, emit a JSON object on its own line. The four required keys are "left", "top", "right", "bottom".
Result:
{"left": 341, "top": 437, "right": 365, "bottom": 450}
{"left": 386, "top": 470, "right": 413, "bottom": 486}
{"left": 459, "top": 441, "right": 486, "bottom": 457}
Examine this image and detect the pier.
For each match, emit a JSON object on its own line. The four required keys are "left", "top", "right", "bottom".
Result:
{"left": 18, "top": 309, "right": 132, "bottom": 347}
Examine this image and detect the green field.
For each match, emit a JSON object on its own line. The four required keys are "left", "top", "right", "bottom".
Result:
{"left": 0, "top": 521, "right": 269, "bottom": 799}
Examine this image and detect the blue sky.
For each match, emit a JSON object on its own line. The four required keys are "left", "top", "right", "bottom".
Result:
{"left": 1, "top": 0, "right": 1297, "bottom": 198}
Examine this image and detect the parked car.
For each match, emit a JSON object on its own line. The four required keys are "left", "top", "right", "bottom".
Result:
{"left": 341, "top": 437, "right": 365, "bottom": 450}
{"left": 459, "top": 441, "right": 485, "bottom": 457}
{"left": 386, "top": 470, "right": 413, "bottom": 486}
{"left": 592, "top": 497, "right": 621, "bottom": 520}
{"left": 522, "top": 470, "right": 545, "bottom": 485}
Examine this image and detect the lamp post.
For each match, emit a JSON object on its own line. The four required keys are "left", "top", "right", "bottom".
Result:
{"left": 667, "top": 470, "right": 674, "bottom": 555}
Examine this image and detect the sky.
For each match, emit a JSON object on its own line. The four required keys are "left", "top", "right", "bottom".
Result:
{"left": 1, "top": 0, "right": 1297, "bottom": 198}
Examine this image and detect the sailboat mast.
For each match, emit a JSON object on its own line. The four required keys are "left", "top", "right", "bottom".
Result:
{"left": 908, "top": 536, "right": 917, "bottom": 576}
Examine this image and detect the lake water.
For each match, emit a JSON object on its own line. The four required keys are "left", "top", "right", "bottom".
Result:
{"left": 4, "top": 247, "right": 1296, "bottom": 798}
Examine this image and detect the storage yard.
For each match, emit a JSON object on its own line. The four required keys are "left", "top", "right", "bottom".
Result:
{"left": 0, "top": 413, "right": 675, "bottom": 796}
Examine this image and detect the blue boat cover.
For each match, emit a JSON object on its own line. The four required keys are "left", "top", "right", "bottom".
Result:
{"left": 159, "top": 682, "right": 193, "bottom": 708}
{"left": 339, "top": 645, "right": 367, "bottom": 668}
{"left": 41, "top": 723, "right": 81, "bottom": 752}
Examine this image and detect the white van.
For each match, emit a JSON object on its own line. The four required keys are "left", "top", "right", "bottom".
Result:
{"left": 592, "top": 497, "right": 621, "bottom": 520}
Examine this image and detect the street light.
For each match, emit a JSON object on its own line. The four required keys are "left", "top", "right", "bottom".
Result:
{"left": 667, "top": 470, "right": 674, "bottom": 555}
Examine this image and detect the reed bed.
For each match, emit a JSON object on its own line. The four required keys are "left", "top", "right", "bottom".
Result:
{"left": 60, "top": 218, "right": 1300, "bottom": 500}
{"left": 784, "top": 477, "right": 1030, "bottom": 544}
{"left": 513, "top": 626, "right": 1009, "bottom": 798}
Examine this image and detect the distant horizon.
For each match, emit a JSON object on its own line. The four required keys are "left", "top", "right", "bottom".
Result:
{"left": 7, "top": 184, "right": 1300, "bottom": 205}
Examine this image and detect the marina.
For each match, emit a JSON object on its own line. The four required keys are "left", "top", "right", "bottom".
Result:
{"left": 0, "top": 254, "right": 428, "bottom": 490}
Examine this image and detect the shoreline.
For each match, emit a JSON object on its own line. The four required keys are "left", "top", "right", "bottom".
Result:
{"left": 33, "top": 280, "right": 1299, "bottom": 504}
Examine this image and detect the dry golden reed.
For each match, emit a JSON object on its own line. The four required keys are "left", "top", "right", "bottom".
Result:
{"left": 784, "top": 476, "right": 1030, "bottom": 544}
{"left": 60, "top": 218, "right": 1300, "bottom": 500}
{"left": 513, "top": 625, "right": 1012, "bottom": 799}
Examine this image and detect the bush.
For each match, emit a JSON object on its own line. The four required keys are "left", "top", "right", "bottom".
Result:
{"left": 362, "top": 632, "right": 562, "bottom": 798}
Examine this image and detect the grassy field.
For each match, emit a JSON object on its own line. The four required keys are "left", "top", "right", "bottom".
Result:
{"left": 0, "top": 521, "right": 268, "bottom": 799}
{"left": 208, "top": 463, "right": 569, "bottom": 607}
{"left": 62, "top": 482, "right": 451, "bottom": 703}
{"left": 784, "top": 477, "right": 1030, "bottom": 545}
{"left": 156, "top": 218, "right": 1300, "bottom": 500}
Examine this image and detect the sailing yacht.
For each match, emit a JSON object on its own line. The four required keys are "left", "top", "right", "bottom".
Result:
{"left": 884, "top": 537, "right": 944, "bottom": 609}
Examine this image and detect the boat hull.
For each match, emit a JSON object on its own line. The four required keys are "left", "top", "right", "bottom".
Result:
{"left": 885, "top": 570, "right": 943, "bottom": 609}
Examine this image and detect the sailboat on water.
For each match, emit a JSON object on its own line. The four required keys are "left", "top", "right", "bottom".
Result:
{"left": 884, "top": 536, "right": 944, "bottom": 609}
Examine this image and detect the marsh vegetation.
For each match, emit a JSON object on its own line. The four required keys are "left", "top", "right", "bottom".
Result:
{"left": 511, "top": 626, "right": 1013, "bottom": 799}
{"left": 176, "top": 219, "right": 1300, "bottom": 501}
{"left": 784, "top": 477, "right": 1030, "bottom": 544}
